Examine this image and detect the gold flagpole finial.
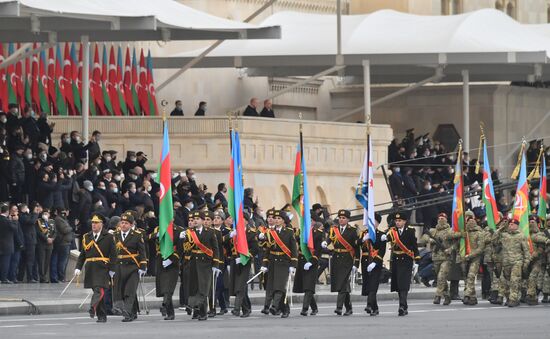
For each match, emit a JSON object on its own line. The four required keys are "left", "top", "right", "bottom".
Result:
{"left": 298, "top": 112, "right": 303, "bottom": 132}
{"left": 528, "top": 142, "right": 544, "bottom": 180}
{"left": 511, "top": 137, "right": 527, "bottom": 180}
{"left": 160, "top": 99, "right": 168, "bottom": 121}
{"left": 475, "top": 122, "right": 485, "bottom": 174}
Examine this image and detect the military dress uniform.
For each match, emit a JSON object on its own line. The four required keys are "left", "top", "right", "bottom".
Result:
{"left": 325, "top": 210, "right": 360, "bottom": 316}
{"left": 228, "top": 221, "right": 259, "bottom": 317}
{"left": 292, "top": 226, "right": 325, "bottom": 316}
{"left": 260, "top": 209, "right": 276, "bottom": 314}
{"left": 75, "top": 214, "right": 117, "bottom": 322}
{"left": 262, "top": 210, "right": 298, "bottom": 318}
{"left": 36, "top": 216, "right": 55, "bottom": 283}
{"left": 183, "top": 212, "right": 222, "bottom": 320}
{"left": 387, "top": 213, "right": 420, "bottom": 316}
{"left": 207, "top": 212, "right": 225, "bottom": 317}
{"left": 149, "top": 224, "right": 184, "bottom": 320}
{"left": 360, "top": 229, "right": 386, "bottom": 315}
{"left": 112, "top": 213, "right": 147, "bottom": 321}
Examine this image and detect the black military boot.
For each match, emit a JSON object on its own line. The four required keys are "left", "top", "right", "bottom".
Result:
{"left": 334, "top": 308, "right": 342, "bottom": 316}
{"left": 495, "top": 296, "right": 503, "bottom": 305}
{"left": 370, "top": 309, "right": 379, "bottom": 316}
{"left": 310, "top": 308, "right": 318, "bottom": 316}
{"left": 488, "top": 291, "right": 497, "bottom": 303}
{"left": 526, "top": 296, "right": 538, "bottom": 306}
{"left": 542, "top": 294, "right": 550, "bottom": 303}
{"left": 160, "top": 304, "right": 167, "bottom": 317}
{"left": 443, "top": 296, "right": 451, "bottom": 305}
{"left": 433, "top": 296, "right": 441, "bottom": 305}
{"left": 508, "top": 300, "right": 520, "bottom": 308}
{"left": 398, "top": 307, "right": 406, "bottom": 316}
{"left": 462, "top": 296, "right": 470, "bottom": 305}
{"left": 468, "top": 297, "right": 478, "bottom": 305}
{"left": 364, "top": 305, "right": 372, "bottom": 313}
{"left": 300, "top": 309, "right": 308, "bottom": 316}
{"left": 343, "top": 308, "right": 353, "bottom": 316}
{"left": 260, "top": 306, "right": 270, "bottom": 315}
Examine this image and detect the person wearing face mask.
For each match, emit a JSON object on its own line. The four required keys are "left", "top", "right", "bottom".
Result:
{"left": 19, "top": 106, "right": 41, "bottom": 149}
{"left": 388, "top": 165, "right": 404, "bottom": 201}
{"left": 170, "top": 100, "right": 184, "bottom": 116}
{"left": 36, "top": 171, "right": 60, "bottom": 210}
{"left": 69, "top": 131, "right": 86, "bottom": 161}
{"left": 76, "top": 180, "right": 94, "bottom": 237}
{"left": 50, "top": 208, "right": 73, "bottom": 283}
{"left": 84, "top": 131, "right": 102, "bottom": 163}
{"left": 60, "top": 133, "right": 72, "bottom": 154}
{"left": 35, "top": 209, "right": 55, "bottom": 283}
{"left": 9, "top": 145, "right": 26, "bottom": 203}
{"left": 194, "top": 101, "right": 207, "bottom": 116}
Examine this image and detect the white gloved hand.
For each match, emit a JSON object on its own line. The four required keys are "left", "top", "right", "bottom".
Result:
{"left": 109, "top": 271, "right": 115, "bottom": 278}
{"left": 74, "top": 269, "right": 81, "bottom": 276}
{"left": 321, "top": 241, "right": 328, "bottom": 249}
{"left": 258, "top": 233, "right": 266, "bottom": 240}
{"left": 362, "top": 233, "right": 370, "bottom": 242}
{"left": 229, "top": 230, "right": 237, "bottom": 238}
{"left": 289, "top": 267, "right": 296, "bottom": 275}
{"left": 367, "top": 262, "right": 376, "bottom": 273}
{"left": 260, "top": 266, "right": 268, "bottom": 273}
{"left": 303, "top": 262, "right": 313, "bottom": 271}
{"left": 235, "top": 257, "right": 241, "bottom": 265}
{"left": 381, "top": 234, "right": 388, "bottom": 242}
{"left": 413, "top": 263, "right": 419, "bottom": 271}
{"left": 212, "top": 267, "right": 221, "bottom": 275}
{"left": 162, "top": 259, "right": 173, "bottom": 268}
{"left": 179, "top": 232, "right": 186, "bottom": 239}
{"left": 138, "top": 269, "right": 146, "bottom": 278}
{"left": 226, "top": 265, "right": 231, "bottom": 274}
{"left": 351, "top": 266, "right": 358, "bottom": 274}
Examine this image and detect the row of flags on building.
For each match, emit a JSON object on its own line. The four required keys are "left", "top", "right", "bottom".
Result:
{"left": 0, "top": 43, "right": 158, "bottom": 116}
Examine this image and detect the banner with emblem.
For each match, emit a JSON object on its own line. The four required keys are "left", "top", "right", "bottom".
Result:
{"left": 158, "top": 117, "right": 174, "bottom": 259}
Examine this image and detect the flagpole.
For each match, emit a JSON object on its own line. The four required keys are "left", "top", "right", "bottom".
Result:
{"left": 475, "top": 122, "right": 485, "bottom": 175}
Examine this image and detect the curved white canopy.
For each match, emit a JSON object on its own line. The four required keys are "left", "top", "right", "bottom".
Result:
{"left": 154, "top": 9, "right": 550, "bottom": 83}
{"left": 0, "top": 0, "right": 280, "bottom": 42}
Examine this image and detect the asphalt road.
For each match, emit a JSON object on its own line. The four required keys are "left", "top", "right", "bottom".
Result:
{"left": 0, "top": 300, "right": 546, "bottom": 339}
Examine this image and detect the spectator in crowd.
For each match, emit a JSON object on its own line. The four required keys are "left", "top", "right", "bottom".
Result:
{"left": 243, "top": 98, "right": 259, "bottom": 117}
{"left": 50, "top": 208, "right": 73, "bottom": 283}
{"left": 84, "top": 130, "right": 102, "bottom": 162}
{"left": 18, "top": 203, "right": 38, "bottom": 283}
{"left": 214, "top": 183, "right": 228, "bottom": 208}
{"left": 9, "top": 145, "right": 26, "bottom": 203}
{"left": 170, "top": 100, "right": 184, "bottom": 116}
{"left": 194, "top": 101, "right": 207, "bottom": 116}
{"left": 0, "top": 203, "right": 18, "bottom": 283}
{"left": 260, "top": 99, "right": 275, "bottom": 118}
{"left": 7, "top": 204, "right": 23, "bottom": 284}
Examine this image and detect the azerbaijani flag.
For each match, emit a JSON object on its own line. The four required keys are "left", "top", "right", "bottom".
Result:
{"left": 228, "top": 130, "right": 250, "bottom": 265}
{"left": 538, "top": 155, "right": 547, "bottom": 224}
{"left": 291, "top": 136, "right": 313, "bottom": 261}
{"left": 452, "top": 143, "right": 468, "bottom": 257}
{"left": 512, "top": 148, "right": 533, "bottom": 253}
{"left": 482, "top": 139, "right": 500, "bottom": 230}
{"left": 158, "top": 118, "right": 174, "bottom": 259}
{"left": 356, "top": 135, "right": 376, "bottom": 243}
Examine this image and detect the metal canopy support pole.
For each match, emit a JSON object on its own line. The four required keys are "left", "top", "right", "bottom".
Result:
{"left": 157, "top": 0, "right": 278, "bottom": 92}
{"left": 363, "top": 60, "right": 371, "bottom": 125}
{"left": 336, "top": 0, "right": 343, "bottom": 66}
{"left": 462, "top": 69, "right": 470, "bottom": 152}
{"left": 81, "top": 36, "right": 90, "bottom": 145}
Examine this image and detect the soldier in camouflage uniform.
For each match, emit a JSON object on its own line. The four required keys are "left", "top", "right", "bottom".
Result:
{"left": 526, "top": 215, "right": 550, "bottom": 305}
{"left": 428, "top": 213, "right": 462, "bottom": 305}
{"left": 541, "top": 218, "right": 550, "bottom": 303}
{"left": 482, "top": 213, "right": 504, "bottom": 304}
{"left": 462, "top": 211, "right": 485, "bottom": 306}
{"left": 496, "top": 218, "right": 531, "bottom": 307}
{"left": 490, "top": 218, "right": 509, "bottom": 305}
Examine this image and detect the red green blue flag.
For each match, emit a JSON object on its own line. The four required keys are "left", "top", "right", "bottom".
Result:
{"left": 292, "top": 135, "right": 313, "bottom": 261}
{"left": 158, "top": 118, "right": 174, "bottom": 259}
{"left": 452, "top": 142, "right": 468, "bottom": 257}
{"left": 512, "top": 147, "right": 533, "bottom": 253}
{"left": 482, "top": 139, "right": 500, "bottom": 230}
{"left": 538, "top": 155, "right": 547, "bottom": 224}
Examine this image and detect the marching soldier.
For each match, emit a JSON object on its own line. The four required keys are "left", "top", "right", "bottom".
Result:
{"left": 112, "top": 212, "right": 147, "bottom": 322}
{"left": 497, "top": 218, "right": 531, "bottom": 307}
{"left": 213, "top": 210, "right": 230, "bottom": 315}
{"left": 205, "top": 211, "right": 224, "bottom": 317}
{"left": 181, "top": 211, "right": 222, "bottom": 321}
{"left": 74, "top": 214, "right": 117, "bottom": 323}
{"left": 462, "top": 211, "right": 485, "bottom": 306}
{"left": 228, "top": 212, "right": 259, "bottom": 317}
{"left": 526, "top": 215, "right": 550, "bottom": 305}
{"left": 260, "top": 210, "right": 298, "bottom": 318}
{"left": 322, "top": 209, "right": 360, "bottom": 316}
{"left": 259, "top": 208, "right": 276, "bottom": 314}
{"left": 178, "top": 214, "right": 195, "bottom": 314}
{"left": 293, "top": 220, "right": 325, "bottom": 316}
{"left": 149, "top": 222, "right": 184, "bottom": 320}
{"left": 384, "top": 213, "right": 420, "bottom": 316}
{"left": 360, "top": 213, "right": 387, "bottom": 315}
{"left": 426, "top": 213, "right": 461, "bottom": 305}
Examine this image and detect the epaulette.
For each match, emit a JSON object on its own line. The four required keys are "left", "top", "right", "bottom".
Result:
{"left": 349, "top": 224, "right": 357, "bottom": 229}
{"left": 154, "top": 226, "right": 159, "bottom": 233}
{"left": 249, "top": 226, "right": 257, "bottom": 232}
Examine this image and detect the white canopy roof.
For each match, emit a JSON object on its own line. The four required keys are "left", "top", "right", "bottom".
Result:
{"left": 0, "top": 0, "right": 280, "bottom": 42}
{"left": 154, "top": 9, "right": 550, "bottom": 83}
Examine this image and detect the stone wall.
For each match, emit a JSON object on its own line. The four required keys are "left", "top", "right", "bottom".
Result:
{"left": 49, "top": 116, "right": 393, "bottom": 214}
